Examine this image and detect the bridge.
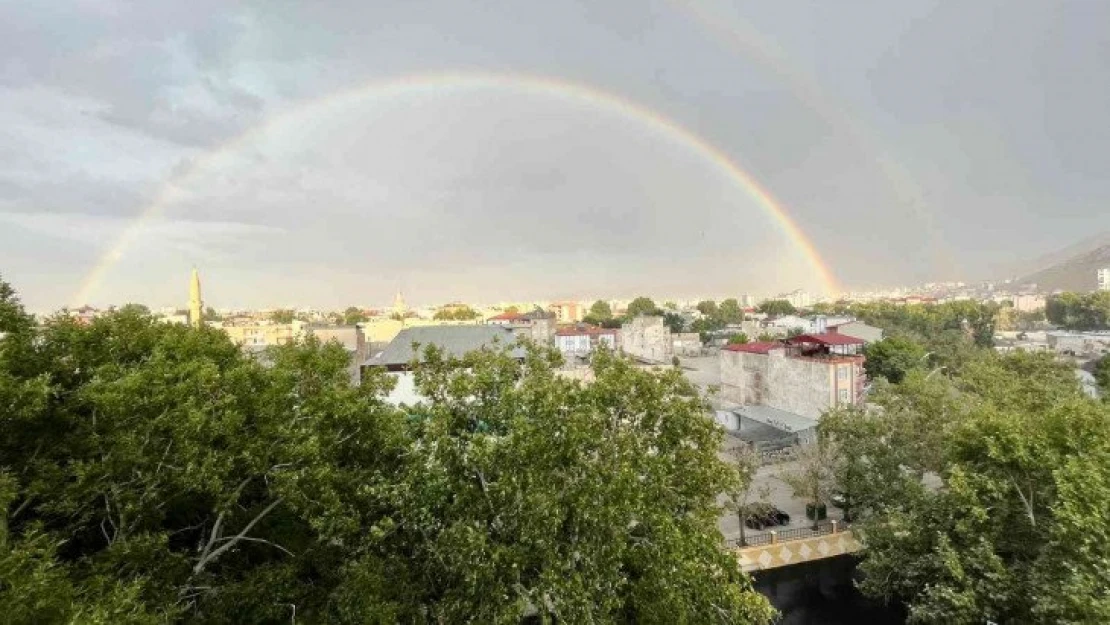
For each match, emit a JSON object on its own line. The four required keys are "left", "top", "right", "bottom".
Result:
{"left": 725, "top": 521, "right": 862, "bottom": 572}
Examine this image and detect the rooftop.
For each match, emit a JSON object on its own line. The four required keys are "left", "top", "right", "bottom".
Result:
{"left": 365, "top": 325, "right": 523, "bottom": 367}
{"left": 786, "top": 332, "right": 864, "bottom": 347}
{"left": 734, "top": 404, "right": 818, "bottom": 433}
{"left": 722, "top": 341, "right": 782, "bottom": 354}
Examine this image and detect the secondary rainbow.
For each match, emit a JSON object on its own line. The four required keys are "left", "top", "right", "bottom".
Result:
{"left": 73, "top": 71, "right": 840, "bottom": 306}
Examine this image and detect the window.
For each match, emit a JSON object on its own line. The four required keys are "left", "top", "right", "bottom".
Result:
{"left": 838, "top": 388, "right": 850, "bottom": 403}
{"left": 837, "top": 365, "right": 849, "bottom": 381}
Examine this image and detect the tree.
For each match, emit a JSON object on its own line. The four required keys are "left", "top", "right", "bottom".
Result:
{"left": 663, "top": 300, "right": 678, "bottom": 311}
{"left": 662, "top": 312, "right": 686, "bottom": 334}
{"left": 718, "top": 298, "right": 744, "bottom": 324}
{"left": 696, "top": 300, "right": 719, "bottom": 318}
{"left": 778, "top": 437, "right": 839, "bottom": 527}
{"left": 724, "top": 443, "right": 770, "bottom": 548}
{"left": 0, "top": 274, "right": 33, "bottom": 335}
{"left": 824, "top": 349, "right": 1110, "bottom": 623}
{"left": 757, "top": 300, "right": 796, "bottom": 316}
{"left": 863, "top": 336, "right": 928, "bottom": 384}
{"left": 625, "top": 296, "right": 660, "bottom": 318}
{"left": 1094, "top": 355, "right": 1110, "bottom": 398}
{"left": 727, "top": 333, "right": 749, "bottom": 345}
{"left": 270, "top": 309, "right": 295, "bottom": 324}
{"left": 204, "top": 306, "right": 222, "bottom": 322}
{"left": 1046, "top": 291, "right": 1110, "bottom": 330}
{"left": 432, "top": 306, "right": 480, "bottom": 321}
{"left": 342, "top": 306, "right": 368, "bottom": 325}
{"left": 0, "top": 279, "right": 774, "bottom": 623}
{"left": 588, "top": 300, "right": 613, "bottom": 320}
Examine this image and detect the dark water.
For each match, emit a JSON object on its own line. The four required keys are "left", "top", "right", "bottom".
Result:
{"left": 752, "top": 555, "right": 906, "bottom": 624}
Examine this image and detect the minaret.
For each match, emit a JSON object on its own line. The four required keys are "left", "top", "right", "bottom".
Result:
{"left": 392, "top": 291, "right": 406, "bottom": 317}
{"left": 189, "top": 267, "right": 203, "bottom": 328}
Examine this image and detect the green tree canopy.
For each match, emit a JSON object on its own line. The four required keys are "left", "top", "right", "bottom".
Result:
{"left": 863, "top": 336, "right": 929, "bottom": 383}
{"left": 823, "top": 350, "right": 1110, "bottom": 623}
{"left": 727, "top": 333, "right": 749, "bottom": 345}
{"left": 1046, "top": 291, "right": 1110, "bottom": 330}
{"left": 757, "top": 300, "right": 796, "bottom": 316}
{"left": 696, "top": 300, "right": 719, "bottom": 318}
{"left": 0, "top": 278, "right": 773, "bottom": 623}
{"left": 342, "top": 306, "right": 368, "bottom": 325}
{"left": 718, "top": 299, "right": 744, "bottom": 324}
{"left": 432, "top": 306, "right": 480, "bottom": 321}
{"left": 270, "top": 309, "right": 295, "bottom": 324}
{"left": 625, "top": 296, "right": 661, "bottom": 318}
{"left": 588, "top": 299, "right": 613, "bottom": 320}
{"left": 662, "top": 312, "right": 686, "bottom": 334}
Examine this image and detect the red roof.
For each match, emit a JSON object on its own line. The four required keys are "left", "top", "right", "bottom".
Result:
{"left": 488, "top": 311, "right": 526, "bottom": 322}
{"left": 785, "top": 333, "right": 864, "bottom": 346}
{"left": 722, "top": 341, "right": 782, "bottom": 354}
{"left": 556, "top": 325, "right": 617, "bottom": 337}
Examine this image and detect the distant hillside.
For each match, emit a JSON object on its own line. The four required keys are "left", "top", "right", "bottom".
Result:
{"left": 1014, "top": 238, "right": 1110, "bottom": 292}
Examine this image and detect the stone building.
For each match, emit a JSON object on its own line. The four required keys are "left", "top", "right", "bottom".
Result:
{"left": 620, "top": 316, "right": 674, "bottom": 363}
{"left": 718, "top": 333, "right": 866, "bottom": 420}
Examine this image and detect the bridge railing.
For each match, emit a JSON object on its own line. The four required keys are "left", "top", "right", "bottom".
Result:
{"left": 723, "top": 520, "right": 844, "bottom": 550}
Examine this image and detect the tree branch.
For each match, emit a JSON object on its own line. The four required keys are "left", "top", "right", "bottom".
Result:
{"left": 193, "top": 497, "right": 284, "bottom": 574}
{"left": 215, "top": 535, "right": 294, "bottom": 557}
{"left": 1010, "top": 475, "right": 1036, "bottom": 528}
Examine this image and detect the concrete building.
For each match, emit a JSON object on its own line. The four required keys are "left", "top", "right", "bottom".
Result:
{"left": 620, "top": 316, "right": 674, "bottom": 363}
{"left": 221, "top": 322, "right": 301, "bottom": 348}
{"left": 547, "top": 301, "right": 583, "bottom": 323}
{"left": 1010, "top": 293, "right": 1046, "bottom": 312}
{"left": 486, "top": 310, "right": 556, "bottom": 345}
{"left": 1047, "top": 331, "right": 1110, "bottom": 356}
{"left": 672, "top": 332, "right": 703, "bottom": 357}
{"left": 1099, "top": 267, "right": 1110, "bottom": 291}
{"left": 718, "top": 333, "right": 866, "bottom": 420}
{"left": 555, "top": 324, "right": 618, "bottom": 358}
{"left": 826, "top": 321, "right": 883, "bottom": 344}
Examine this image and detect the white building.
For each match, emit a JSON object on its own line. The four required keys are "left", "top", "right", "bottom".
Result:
{"left": 1098, "top": 267, "right": 1110, "bottom": 291}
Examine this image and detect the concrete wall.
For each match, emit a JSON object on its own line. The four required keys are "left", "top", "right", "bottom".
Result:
{"left": 673, "top": 332, "right": 703, "bottom": 356}
{"left": 620, "top": 316, "right": 674, "bottom": 363}
{"left": 719, "top": 350, "right": 864, "bottom": 420}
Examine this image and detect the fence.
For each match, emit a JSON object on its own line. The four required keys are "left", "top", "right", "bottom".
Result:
{"left": 724, "top": 520, "right": 843, "bottom": 550}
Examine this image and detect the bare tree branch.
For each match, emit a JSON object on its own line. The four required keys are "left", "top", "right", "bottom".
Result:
{"left": 193, "top": 497, "right": 284, "bottom": 574}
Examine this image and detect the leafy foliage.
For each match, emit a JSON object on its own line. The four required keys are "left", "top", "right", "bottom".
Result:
{"left": 342, "top": 306, "right": 368, "bottom": 325}
{"left": 1046, "top": 291, "right": 1110, "bottom": 330}
{"left": 269, "top": 309, "right": 295, "bottom": 324}
{"left": 863, "top": 336, "right": 928, "bottom": 383}
{"left": 588, "top": 299, "right": 613, "bottom": 320}
{"left": 433, "top": 306, "right": 481, "bottom": 321}
{"left": 823, "top": 349, "right": 1110, "bottom": 623}
{"left": 624, "top": 297, "right": 661, "bottom": 318}
{"left": 756, "top": 300, "right": 796, "bottom": 316}
{"left": 0, "top": 277, "right": 772, "bottom": 623}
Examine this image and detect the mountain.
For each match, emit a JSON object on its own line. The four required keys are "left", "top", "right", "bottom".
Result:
{"left": 1012, "top": 233, "right": 1110, "bottom": 292}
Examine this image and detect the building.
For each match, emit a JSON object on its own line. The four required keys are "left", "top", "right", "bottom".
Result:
{"left": 555, "top": 324, "right": 618, "bottom": 358}
{"left": 620, "top": 316, "right": 674, "bottom": 363}
{"left": 221, "top": 322, "right": 300, "bottom": 348}
{"left": 547, "top": 301, "right": 583, "bottom": 323}
{"left": 392, "top": 291, "right": 407, "bottom": 317}
{"left": 1099, "top": 267, "right": 1110, "bottom": 292}
{"left": 826, "top": 321, "right": 883, "bottom": 344}
{"left": 672, "top": 332, "right": 703, "bottom": 357}
{"left": 718, "top": 333, "right": 866, "bottom": 420}
{"left": 1010, "top": 293, "right": 1046, "bottom": 312}
{"left": 363, "top": 325, "right": 525, "bottom": 406}
{"left": 485, "top": 310, "right": 556, "bottom": 345}
{"left": 1046, "top": 331, "right": 1110, "bottom": 356}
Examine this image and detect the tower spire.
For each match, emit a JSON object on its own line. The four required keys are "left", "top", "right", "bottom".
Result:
{"left": 189, "top": 267, "right": 203, "bottom": 328}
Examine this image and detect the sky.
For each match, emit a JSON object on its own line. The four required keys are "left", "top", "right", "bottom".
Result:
{"left": 2, "top": 0, "right": 1108, "bottom": 311}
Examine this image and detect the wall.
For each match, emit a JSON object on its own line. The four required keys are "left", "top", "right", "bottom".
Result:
{"left": 620, "top": 316, "right": 674, "bottom": 363}
{"left": 719, "top": 350, "right": 863, "bottom": 419}
{"left": 673, "top": 332, "right": 703, "bottom": 356}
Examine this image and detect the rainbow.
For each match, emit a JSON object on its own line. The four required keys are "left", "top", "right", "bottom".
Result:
{"left": 73, "top": 71, "right": 840, "bottom": 306}
{"left": 668, "top": 0, "right": 957, "bottom": 278}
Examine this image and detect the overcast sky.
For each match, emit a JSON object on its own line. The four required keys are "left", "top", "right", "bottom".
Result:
{"left": 2, "top": 0, "right": 1107, "bottom": 311}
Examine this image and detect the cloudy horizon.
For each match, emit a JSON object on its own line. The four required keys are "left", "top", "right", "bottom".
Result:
{"left": 3, "top": 0, "right": 1108, "bottom": 312}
